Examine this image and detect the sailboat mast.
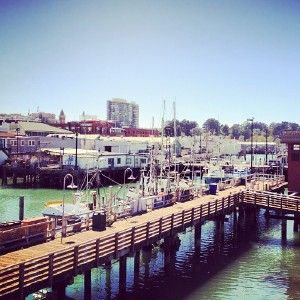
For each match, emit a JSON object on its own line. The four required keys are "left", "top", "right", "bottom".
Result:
{"left": 173, "top": 100, "right": 177, "bottom": 173}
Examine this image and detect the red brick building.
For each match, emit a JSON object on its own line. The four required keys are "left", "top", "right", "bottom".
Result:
{"left": 281, "top": 130, "right": 300, "bottom": 194}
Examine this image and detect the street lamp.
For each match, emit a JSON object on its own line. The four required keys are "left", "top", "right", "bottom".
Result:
{"left": 123, "top": 168, "right": 135, "bottom": 196}
{"left": 247, "top": 118, "right": 254, "bottom": 174}
{"left": 61, "top": 173, "right": 77, "bottom": 243}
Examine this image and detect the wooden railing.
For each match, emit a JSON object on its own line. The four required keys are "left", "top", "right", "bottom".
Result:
{"left": 0, "top": 192, "right": 241, "bottom": 299}
{"left": 1, "top": 188, "right": 297, "bottom": 300}
{"left": 243, "top": 189, "right": 300, "bottom": 212}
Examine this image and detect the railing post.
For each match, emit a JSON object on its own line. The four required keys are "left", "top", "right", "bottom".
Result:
{"left": 208, "top": 202, "right": 210, "bottom": 217}
{"left": 131, "top": 227, "right": 136, "bottom": 253}
{"left": 215, "top": 200, "right": 218, "bottom": 216}
{"left": 200, "top": 205, "right": 203, "bottom": 221}
{"left": 146, "top": 222, "right": 150, "bottom": 245}
{"left": 222, "top": 197, "right": 225, "bottom": 214}
{"left": 95, "top": 238, "right": 100, "bottom": 267}
{"left": 191, "top": 207, "right": 195, "bottom": 226}
{"left": 74, "top": 245, "right": 79, "bottom": 276}
{"left": 182, "top": 210, "right": 185, "bottom": 231}
{"left": 114, "top": 232, "right": 119, "bottom": 259}
{"left": 159, "top": 218, "right": 163, "bottom": 239}
{"left": 49, "top": 253, "right": 54, "bottom": 287}
{"left": 19, "top": 263, "right": 25, "bottom": 300}
{"left": 170, "top": 214, "right": 174, "bottom": 236}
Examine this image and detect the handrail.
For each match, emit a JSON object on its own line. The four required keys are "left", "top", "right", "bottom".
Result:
{"left": 1, "top": 188, "right": 297, "bottom": 299}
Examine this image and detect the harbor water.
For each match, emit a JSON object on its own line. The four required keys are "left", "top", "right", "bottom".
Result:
{"left": 1, "top": 185, "right": 300, "bottom": 300}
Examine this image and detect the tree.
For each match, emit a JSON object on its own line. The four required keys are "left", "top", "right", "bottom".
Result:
{"left": 203, "top": 118, "right": 220, "bottom": 135}
{"left": 165, "top": 119, "right": 198, "bottom": 136}
{"left": 220, "top": 124, "right": 230, "bottom": 136}
{"left": 180, "top": 119, "right": 198, "bottom": 136}
{"left": 230, "top": 124, "right": 242, "bottom": 140}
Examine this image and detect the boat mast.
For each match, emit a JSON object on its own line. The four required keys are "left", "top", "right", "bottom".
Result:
{"left": 173, "top": 99, "right": 177, "bottom": 173}
{"left": 160, "top": 100, "right": 165, "bottom": 179}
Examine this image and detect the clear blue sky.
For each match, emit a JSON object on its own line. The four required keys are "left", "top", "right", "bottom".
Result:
{"left": 1, "top": 0, "right": 300, "bottom": 128}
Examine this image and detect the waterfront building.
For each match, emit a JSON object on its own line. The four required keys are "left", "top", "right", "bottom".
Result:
{"left": 281, "top": 130, "right": 300, "bottom": 194}
{"left": 107, "top": 98, "right": 139, "bottom": 128}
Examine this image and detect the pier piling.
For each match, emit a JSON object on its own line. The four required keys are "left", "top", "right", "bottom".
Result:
{"left": 84, "top": 269, "right": 92, "bottom": 300}
{"left": 119, "top": 255, "right": 127, "bottom": 296}
{"left": 19, "top": 196, "right": 24, "bottom": 221}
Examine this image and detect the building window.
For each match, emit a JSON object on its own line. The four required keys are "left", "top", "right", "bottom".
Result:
{"left": 11, "top": 140, "right": 17, "bottom": 146}
{"left": 21, "top": 140, "right": 25, "bottom": 146}
{"left": 108, "top": 158, "right": 114, "bottom": 165}
{"left": 126, "top": 158, "right": 132, "bottom": 164}
{"left": 291, "top": 153, "right": 299, "bottom": 161}
{"left": 293, "top": 144, "right": 300, "bottom": 151}
{"left": 117, "top": 158, "right": 121, "bottom": 164}
{"left": 28, "top": 140, "right": 35, "bottom": 146}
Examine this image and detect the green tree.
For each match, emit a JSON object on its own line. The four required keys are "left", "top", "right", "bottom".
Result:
{"left": 203, "top": 118, "right": 220, "bottom": 135}
{"left": 230, "top": 124, "right": 242, "bottom": 139}
{"left": 165, "top": 119, "right": 198, "bottom": 136}
{"left": 220, "top": 124, "right": 230, "bottom": 136}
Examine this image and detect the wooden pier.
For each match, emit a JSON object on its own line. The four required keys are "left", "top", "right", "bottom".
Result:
{"left": 0, "top": 179, "right": 294, "bottom": 300}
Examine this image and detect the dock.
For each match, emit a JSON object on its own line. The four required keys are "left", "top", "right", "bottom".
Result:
{"left": 0, "top": 178, "right": 293, "bottom": 300}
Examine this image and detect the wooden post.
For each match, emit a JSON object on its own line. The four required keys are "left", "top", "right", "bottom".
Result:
{"left": 53, "top": 281, "right": 67, "bottom": 300}
{"left": 215, "top": 199, "right": 218, "bottom": 216}
{"left": 191, "top": 207, "right": 195, "bottom": 226}
{"left": 73, "top": 246, "right": 79, "bottom": 276}
{"left": 170, "top": 214, "right": 174, "bottom": 236}
{"left": 222, "top": 197, "right": 225, "bottom": 214}
{"left": 19, "top": 263, "right": 25, "bottom": 300}
{"left": 293, "top": 214, "right": 298, "bottom": 232}
{"left": 159, "top": 218, "right": 163, "bottom": 239}
{"left": 48, "top": 254, "right": 54, "bottom": 287}
{"left": 95, "top": 238, "right": 100, "bottom": 267}
{"left": 134, "top": 250, "right": 140, "bottom": 288}
{"left": 130, "top": 227, "right": 136, "bottom": 254}
{"left": 105, "top": 262, "right": 112, "bottom": 299}
{"left": 163, "top": 236, "right": 171, "bottom": 269}
{"left": 119, "top": 255, "right": 127, "bottom": 296}
{"left": 146, "top": 222, "right": 150, "bottom": 245}
{"left": 282, "top": 218, "right": 287, "bottom": 240}
{"left": 182, "top": 210, "right": 185, "bottom": 231}
{"left": 84, "top": 269, "right": 92, "bottom": 300}
{"left": 19, "top": 196, "right": 24, "bottom": 221}
{"left": 194, "top": 223, "right": 201, "bottom": 250}
{"left": 50, "top": 219, "right": 56, "bottom": 240}
{"left": 114, "top": 232, "right": 119, "bottom": 259}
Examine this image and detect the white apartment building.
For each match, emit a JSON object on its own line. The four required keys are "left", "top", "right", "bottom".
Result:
{"left": 107, "top": 98, "right": 139, "bottom": 128}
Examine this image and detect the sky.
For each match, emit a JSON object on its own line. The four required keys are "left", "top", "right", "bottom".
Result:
{"left": 1, "top": 0, "right": 300, "bottom": 129}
